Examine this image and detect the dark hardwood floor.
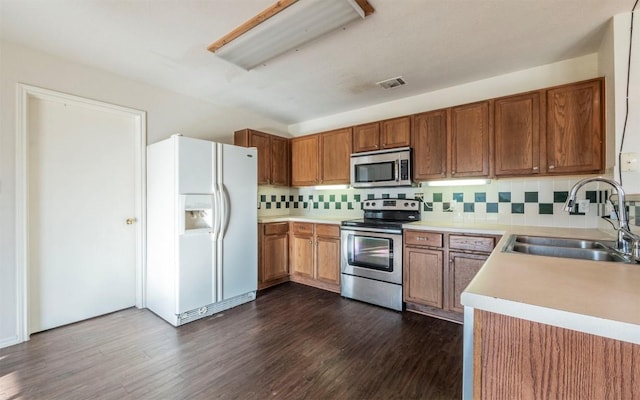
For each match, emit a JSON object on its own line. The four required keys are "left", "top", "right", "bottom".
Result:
{"left": 0, "top": 283, "right": 463, "bottom": 400}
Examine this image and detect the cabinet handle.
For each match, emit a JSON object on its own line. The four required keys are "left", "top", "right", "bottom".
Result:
{"left": 309, "top": 240, "right": 313, "bottom": 245}
{"left": 549, "top": 165, "right": 555, "bottom": 170}
{"left": 452, "top": 171, "right": 456, "bottom": 175}
{"left": 417, "top": 237, "right": 427, "bottom": 241}
{"left": 532, "top": 166, "right": 539, "bottom": 171}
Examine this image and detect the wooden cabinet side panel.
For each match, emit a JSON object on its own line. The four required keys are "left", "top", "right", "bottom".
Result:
{"left": 270, "top": 136, "right": 290, "bottom": 186}
{"left": 546, "top": 79, "right": 603, "bottom": 174}
{"left": 403, "top": 246, "right": 444, "bottom": 308}
{"left": 381, "top": 116, "right": 411, "bottom": 149}
{"left": 291, "top": 135, "right": 319, "bottom": 186}
{"left": 494, "top": 92, "right": 541, "bottom": 176}
{"left": 319, "top": 128, "right": 352, "bottom": 184}
{"left": 353, "top": 122, "right": 380, "bottom": 152}
{"left": 412, "top": 110, "right": 448, "bottom": 180}
{"left": 451, "top": 102, "right": 490, "bottom": 177}
{"left": 477, "top": 310, "right": 640, "bottom": 400}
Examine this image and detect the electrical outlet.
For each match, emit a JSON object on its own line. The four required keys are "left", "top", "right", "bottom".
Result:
{"left": 577, "top": 199, "right": 590, "bottom": 213}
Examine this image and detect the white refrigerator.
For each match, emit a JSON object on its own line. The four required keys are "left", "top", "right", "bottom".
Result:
{"left": 146, "top": 135, "right": 257, "bottom": 326}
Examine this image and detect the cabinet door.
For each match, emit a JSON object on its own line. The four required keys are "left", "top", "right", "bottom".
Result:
{"left": 319, "top": 128, "right": 352, "bottom": 184}
{"left": 451, "top": 101, "right": 490, "bottom": 177}
{"left": 381, "top": 116, "right": 411, "bottom": 149}
{"left": 290, "top": 234, "right": 314, "bottom": 278}
{"left": 291, "top": 135, "right": 319, "bottom": 186}
{"left": 546, "top": 79, "right": 603, "bottom": 174}
{"left": 316, "top": 236, "right": 340, "bottom": 285}
{"left": 448, "top": 252, "right": 487, "bottom": 313}
{"left": 403, "top": 246, "right": 444, "bottom": 308}
{"left": 263, "top": 232, "right": 289, "bottom": 282}
{"left": 270, "top": 136, "right": 290, "bottom": 186}
{"left": 353, "top": 122, "right": 380, "bottom": 152}
{"left": 495, "top": 92, "right": 541, "bottom": 176}
{"left": 412, "top": 109, "right": 448, "bottom": 180}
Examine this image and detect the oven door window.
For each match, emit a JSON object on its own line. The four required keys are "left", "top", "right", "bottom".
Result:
{"left": 355, "top": 161, "right": 394, "bottom": 183}
{"left": 347, "top": 234, "right": 393, "bottom": 272}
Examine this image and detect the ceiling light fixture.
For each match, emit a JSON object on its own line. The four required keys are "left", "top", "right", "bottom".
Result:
{"left": 207, "top": 0, "right": 374, "bottom": 70}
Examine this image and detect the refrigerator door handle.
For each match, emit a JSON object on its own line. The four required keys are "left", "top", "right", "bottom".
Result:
{"left": 212, "top": 187, "right": 222, "bottom": 241}
{"left": 219, "top": 184, "right": 230, "bottom": 239}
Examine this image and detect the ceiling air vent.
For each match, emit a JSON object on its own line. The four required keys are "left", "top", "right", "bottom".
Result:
{"left": 376, "top": 76, "right": 406, "bottom": 89}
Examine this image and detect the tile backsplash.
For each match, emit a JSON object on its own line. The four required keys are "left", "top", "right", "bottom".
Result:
{"left": 258, "top": 177, "right": 637, "bottom": 229}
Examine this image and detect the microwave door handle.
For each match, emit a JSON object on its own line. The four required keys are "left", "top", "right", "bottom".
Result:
{"left": 394, "top": 159, "right": 399, "bottom": 182}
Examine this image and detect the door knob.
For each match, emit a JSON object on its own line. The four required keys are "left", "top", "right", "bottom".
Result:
{"left": 126, "top": 218, "right": 137, "bottom": 225}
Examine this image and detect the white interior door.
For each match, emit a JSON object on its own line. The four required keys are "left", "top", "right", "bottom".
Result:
{"left": 28, "top": 96, "right": 139, "bottom": 334}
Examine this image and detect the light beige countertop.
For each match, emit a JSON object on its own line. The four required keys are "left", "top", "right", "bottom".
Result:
{"left": 258, "top": 215, "right": 344, "bottom": 225}
{"left": 458, "top": 225, "right": 640, "bottom": 345}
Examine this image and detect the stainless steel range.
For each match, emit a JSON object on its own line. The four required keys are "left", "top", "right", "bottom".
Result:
{"left": 340, "top": 198, "right": 420, "bottom": 311}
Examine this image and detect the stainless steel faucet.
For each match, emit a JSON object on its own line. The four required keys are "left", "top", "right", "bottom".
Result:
{"left": 565, "top": 177, "right": 640, "bottom": 261}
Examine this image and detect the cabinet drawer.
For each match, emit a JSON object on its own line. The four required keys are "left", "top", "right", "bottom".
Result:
{"left": 292, "top": 222, "right": 314, "bottom": 235}
{"left": 315, "top": 224, "right": 340, "bottom": 238}
{"left": 405, "top": 231, "right": 443, "bottom": 247}
{"left": 449, "top": 235, "right": 495, "bottom": 253}
{"left": 263, "top": 222, "right": 289, "bottom": 235}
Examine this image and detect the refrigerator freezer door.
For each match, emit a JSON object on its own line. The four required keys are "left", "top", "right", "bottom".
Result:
{"left": 177, "top": 232, "right": 214, "bottom": 313}
{"left": 218, "top": 144, "right": 257, "bottom": 300}
{"left": 177, "top": 136, "right": 214, "bottom": 194}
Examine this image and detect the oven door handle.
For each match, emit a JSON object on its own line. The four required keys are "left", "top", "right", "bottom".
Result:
{"left": 394, "top": 159, "right": 399, "bottom": 182}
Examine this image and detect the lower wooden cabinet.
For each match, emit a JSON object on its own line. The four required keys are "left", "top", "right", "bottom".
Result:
{"left": 403, "top": 230, "right": 500, "bottom": 322}
{"left": 258, "top": 223, "right": 290, "bottom": 290}
{"left": 290, "top": 222, "right": 341, "bottom": 292}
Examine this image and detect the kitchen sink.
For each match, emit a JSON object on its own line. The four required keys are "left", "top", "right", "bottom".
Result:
{"left": 503, "top": 235, "right": 631, "bottom": 263}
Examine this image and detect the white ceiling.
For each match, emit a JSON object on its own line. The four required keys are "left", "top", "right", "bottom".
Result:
{"left": 0, "top": 0, "right": 633, "bottom": 126}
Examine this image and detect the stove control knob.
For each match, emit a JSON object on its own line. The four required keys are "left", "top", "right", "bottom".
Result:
{"left": 371, "top": 202, "right": 376, "bottom": 207}
{"left": 404, "top": 202, "right": 409, "bottom": 207}
{"left": 411, "top": 202, "right": 416, "bottom": 207}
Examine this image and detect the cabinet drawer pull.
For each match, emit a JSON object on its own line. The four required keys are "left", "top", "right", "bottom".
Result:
{"left": 532, "top": 166, "right": 539, "bottom": 171}
{"left": 452, "top": 171, "right": 456, "bottom": 175}
{"left": 549, "top": 165, "right": 555, "bottom": 169}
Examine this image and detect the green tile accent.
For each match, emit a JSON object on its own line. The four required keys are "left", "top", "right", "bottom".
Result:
{"left": 335, "top": 203, "right": 341, "bottom": 210}
{"left": 463, "top": 203, "right": 475, "bottom": 212}
{"left": 524, "top": 192, "right": 538, "bottom": 203}
{"left": 308, "top": 195, "right": 313, "bottom": 200}
{"left": 313, "top": 202, "right": 319, "bottom": 209}
{"left": 280, "top": 195, "right": 286, "bottom": 201}
{"left": 585, "top": 191, "right": 597, "bottom": 203}
{"left": 341, "top": 194, "right": 348, "bottom": 202}
{"left": 398, "top": 193, "right": 406, "bottom": 199}
{"left": 298, "top": 195, "right": 303, "bottom": 201}
{"left": 266, "top": 203, "right": 272, "bottom": 209}
{"left": 270, "top": 195, "right": 276, "bottom": 201}
{"left": 367, "top": 194, "right": 375, "bottom": 200}
{"left": 486, "top": 203, "right": 498, "bottom": 213}
{"left": 323, "top": 202, "right": 330, "bottom": 209}
{"left": 511, "top": 203, "right": 524, "bottom": 214}
{"left": 329, "top": 194, "right": 335, "bottom": 202}
{"left": 498, "top": 192, "right": 511, "bottom": 202}
{"left": 354, "top": 194, "right": 361, "bottom": 202}
{"left": 424, "top": 203, "right": 433, "bottom": 212}
{"left": 382, "top": 193, "right": 390, "bottom": 199}
{"left": 276, "top": 202, "right": 281, "bottom": 209}
{"left": 554, "top": 191, "right": 568, "bottom": 203}
{"left": 474, "top": 192, "right": 486, "bottom": 202}
{"left": 260, "top": 195, "right": 266, "bottom": 202}
{"left": 318, "top": 194, "right": 325, "bottom": 202}
{"left": 348, "top": 202, "right": 354, "bottom": 210}
{"left": 433, "top": 193, "right": 443, "bottom": 202}
{"left": 539, "top": 203, "right": 554, "bottom": 214}
{"left": 453, "top": 193, "right": 463, "bottom": 202}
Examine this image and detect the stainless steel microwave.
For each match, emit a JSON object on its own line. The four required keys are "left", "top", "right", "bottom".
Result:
{"left": 350, "top": 147, "right": 412, "bottom": 188}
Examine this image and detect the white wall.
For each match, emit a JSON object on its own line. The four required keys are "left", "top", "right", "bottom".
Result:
{"left": 0, "top": 40, "right": 289, "bottom": 347}
{"left": 604, "top": 12, "right": 640, "bottom": 192}
{"left": 289, "top": 54, "right": 600, "bottom": 136}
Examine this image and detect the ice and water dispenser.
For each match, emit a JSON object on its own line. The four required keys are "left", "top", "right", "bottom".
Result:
{"left": 180, "top": 195, "right": 214, "bottom": 232}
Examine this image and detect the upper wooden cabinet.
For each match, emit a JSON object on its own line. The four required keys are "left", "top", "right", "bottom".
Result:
{"left": 450, "top": 101, "right": 491, "bottom": 178}
{"left": 352, "top": 116, "right": 411, "bottom": 153}
{"left": 290, "top": 135, "right": 319, "bottom": 186}
{"left": 412, "top": 109, "right": 449, "bottom": 180}
{"left": 291, "top": 128, "right": 352, "bottom": 186}
{"left": 546, "top": 78, "right": 603, "bottom": 174}
{"left": 234, "top": 129, "right": 290, "bottom": 186}
{"left": 494, "top": 92, "right": 541, "bottom": 176}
